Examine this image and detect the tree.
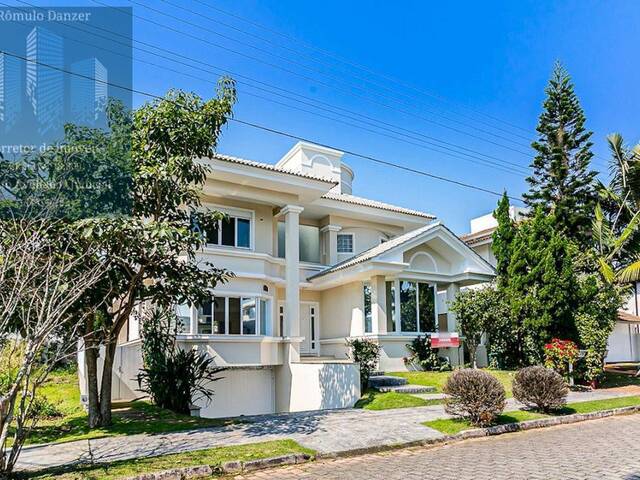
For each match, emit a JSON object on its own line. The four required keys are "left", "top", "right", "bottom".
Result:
{"left": 492, "top": 192, "right": 517, "bottom": 287}
{"left": 504, "top": 208, "right": 580, "bottom": 363}
{"left": 0, "top": 217, "right": 107, "bottom": 476}
{"left": 449, "top": 286, "right": 499, "bottom": 368}
{"left": 523, "top": 62, "right": 598, "bottom": 248}
{"left": 80, "top": 79, "right": 237, "bottom": 428}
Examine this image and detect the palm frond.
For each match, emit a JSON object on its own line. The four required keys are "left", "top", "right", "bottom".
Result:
{"left": 618, "top": 259, "right": 640, "bottom": 283}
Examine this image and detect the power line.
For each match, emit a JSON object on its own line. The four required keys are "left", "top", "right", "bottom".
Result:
{"left": 6, "top": 0, "right": 531, "bottom": 176}
{"left": 184, "top": 0, "right": 612, "bottom": 170}
{"left": 0, "top": 48, "right": 525, "bottom": 203}
{"left": 87, "top": 0, "right": 537, "bottom": 158}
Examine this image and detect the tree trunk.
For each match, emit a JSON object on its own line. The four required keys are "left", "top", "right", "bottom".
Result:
{"left": 469, "top": 344, "right": 478, "bottom": 369}
{"left": 99, "top": 337, "right": 117, "bottom": 426}
{"left": 84, "top": 333, "right": 102, "bottom": 428}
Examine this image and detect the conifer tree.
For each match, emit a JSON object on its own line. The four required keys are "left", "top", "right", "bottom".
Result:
{"left": 492, "top": 192, "right": 517, "bottom": 287}
{"left": 524, "top": 62, "right": 597, "bottom": 248}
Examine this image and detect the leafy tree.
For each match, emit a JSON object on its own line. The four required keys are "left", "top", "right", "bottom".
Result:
{"left": 504, "top": 208, "right": 580, "bottom": 363}
{"left": 449, "top": 286, "right": 500, "bottom": 368}
{"left": 492, "top": 192, "right": 517, "bottom": 287}
{"left": 523, "top": 62, "right": 598, "bottom": 248}
{"left": 347, "top": 338, "right": 380, "bottom": 390}
{"left": 79, "top": 79, "right": 237, "bottom": 427}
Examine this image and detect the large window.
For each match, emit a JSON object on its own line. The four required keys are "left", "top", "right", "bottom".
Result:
{"left": 195, "top": 296, "right": 271, "bottom": 335}
{"left": 206, "top": 215, "right": 251, "bottom": 248}
{"left": 398, "top": 280, "right": 436, "bottom": 333}
{"left": 337, "top": 233, "right": 354, "bottom": 253}
{"left": 385, "top": 281, "right": 396, "bottom": 332}
{"left": 277, "top": 223, "right": 321, "bottom": 263}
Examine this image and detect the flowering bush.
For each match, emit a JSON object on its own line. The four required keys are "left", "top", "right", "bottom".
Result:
{"left": 544, "top": 338, "right": 579, "bottom": 377}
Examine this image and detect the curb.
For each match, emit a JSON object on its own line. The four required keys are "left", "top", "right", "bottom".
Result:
{"left": 124, "top": 453, "right": 313, "bottom": 479}
{"left": 316, "top": 405, "right": 640, "bottom": 460}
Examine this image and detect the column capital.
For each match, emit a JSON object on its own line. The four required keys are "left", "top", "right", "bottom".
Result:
{"left": 320, "top": 224, "right": 342, "bottom": 233}
{"left": 278, "top": 205, "right": 304, "bottom": 217}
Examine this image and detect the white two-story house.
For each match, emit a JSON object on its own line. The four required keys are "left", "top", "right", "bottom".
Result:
{"left": 90, "top": 142, "right": 495, "bottom": 419}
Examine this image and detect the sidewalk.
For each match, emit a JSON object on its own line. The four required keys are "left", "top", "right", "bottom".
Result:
{"left": 16, "top": 389, "right": 637, "bottom": 471}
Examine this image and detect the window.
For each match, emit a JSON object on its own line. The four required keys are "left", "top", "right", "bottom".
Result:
{"left": 277, "top": 222, "right": 321, "bottom": 263}
{"left": 363, "top": 283, "right": 372, "bottom": 333}
{"left": 205, "top": 215, "right": 251, "bottom": 249}
{"left": 175, "top": 304, "right": 191, "bottom": 333}
{"left": 398, "top": 280, "right": 436, "bottom": 333}
{"left": 337, "top": 233, "right": 354, "bottom": 253}
{"left": 196, "top": 296, "right": 271, "bottom": 336}
{"left": 385, "top": 281, "right": 396, "bottom": 332}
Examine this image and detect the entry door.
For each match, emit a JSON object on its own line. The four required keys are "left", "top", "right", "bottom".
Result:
{"left": 300, "top": 303, "right": 319, "bottom": 355}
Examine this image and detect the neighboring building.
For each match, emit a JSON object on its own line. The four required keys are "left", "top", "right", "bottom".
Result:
{"left": 26, "top": 27, "right": 64, "bottom": 138}
{"left": 70, "top": 57, "right": 108, "bottom": 127}
{"left": 0, "top": 52, "right": 22, "bottom": 133}
{"left": 79, "top": 142, "right": 495, "bottom": 419}
{"left": 461, "top": 210, "right": 640, "bottom": 364}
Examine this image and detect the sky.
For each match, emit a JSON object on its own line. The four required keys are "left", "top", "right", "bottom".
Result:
{"left": 11, "top": 0, "right": 639, "bottom": 233}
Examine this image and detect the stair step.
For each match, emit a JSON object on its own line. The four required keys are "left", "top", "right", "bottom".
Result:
{"left": 376, "top": 385, "right": 437, "bottom": 394}
{"left": 368, "top": 375, "right": 408, "bottom": 388}
{"left": 370, "top": 371, "right": 386, "bottom": 377}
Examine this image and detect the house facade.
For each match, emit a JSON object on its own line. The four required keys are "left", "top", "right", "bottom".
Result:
{"left": 79, "top": 142, "right": 495, "bottom": 419}
{"left": 461, "top": 210, "right": 640, "bottom": 364}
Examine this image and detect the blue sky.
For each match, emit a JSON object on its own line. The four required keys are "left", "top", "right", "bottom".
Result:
{"left": 13, "top": 0, "right": 639, "bottom": 233}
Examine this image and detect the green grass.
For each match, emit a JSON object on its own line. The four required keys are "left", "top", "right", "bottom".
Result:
{"left": 389, "top": 370, "right": 516, "bottom": 397}
{"left": 18, "top": 440, "right": 315, "bottom": 480}
{"left": 24, "top": 369, "right": 239, "bottom": 446}
{"left": 423, "top": 395, "right": 640, "bottom": 435}
{"left": 355, "top": 391, "right": 442, "bottom": 410}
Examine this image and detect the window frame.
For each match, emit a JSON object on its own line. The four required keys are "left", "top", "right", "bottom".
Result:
{"left": 389, "top": 279, "right": 438, "bottom": 334}
{"left": 202, "top": 205, "right": 254, "bottom": 251}
{"left": 189, "top": 293, "right": 273, "bottom": 337}
{"left": 337, "top": 233, "right": 354, "bottom": 254}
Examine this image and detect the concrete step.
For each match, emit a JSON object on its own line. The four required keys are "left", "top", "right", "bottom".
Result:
{"left": 368, "top": 375, "right": 408, "bottom": 388}
{"left": 376, "top": 385, "right": 437, "bottom": 394}
{"left": 370, "top": 371, "right": 386, "bottom": 377}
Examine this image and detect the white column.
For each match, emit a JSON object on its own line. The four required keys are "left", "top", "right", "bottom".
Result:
{"left": 371, "top": 275, "right": 387, "bottom": 334}
{"left": 320, "top": 224, "right": 341, "bottom": 265}
{"left": 446, "top": 283, "right": 460, "bottom": 333}
{"left": 282, "top": 205, "right": 304, "bottom": 338}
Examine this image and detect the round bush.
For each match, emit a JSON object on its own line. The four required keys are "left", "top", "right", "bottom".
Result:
{"left": 443, "top": 369, "right": 506, "bottom": 427}
{"left": 513, "top": 366, "right": 568, "bottom": 412}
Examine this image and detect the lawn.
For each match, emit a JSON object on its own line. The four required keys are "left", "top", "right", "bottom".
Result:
{"left": 25, "top": 368, "right": 239, "bottom": 446}
{"left": 355, "top": 391, "right": 442, "bottom": 410}
{"left": 390, "top": 370, "right": 516, "bottom": 397}
{"left": 18, "top": 440, "right": 315, "bottom": 480}
{"left": 423, "top": 395, "right": 640, "bottom": 435}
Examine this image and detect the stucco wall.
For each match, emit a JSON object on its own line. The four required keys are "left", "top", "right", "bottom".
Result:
{"left": 606, "top": 321, "right": 640, "bottom": 363}
{"left": 320, "top": 281, "right": 364, "bottom": 339}
{"left": 286, "top": 362, "right": 360, "bottom": 412}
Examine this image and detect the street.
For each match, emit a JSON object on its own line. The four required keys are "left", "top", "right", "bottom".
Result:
{"left": 234, "top": 414, "right": 640, "bottom": 480}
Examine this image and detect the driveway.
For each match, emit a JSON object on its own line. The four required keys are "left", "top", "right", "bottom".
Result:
{"left": 16, "top": 389, "right": 638, "bottom": 471}
{"left": 236, "top": 413, "right": 640, "bottom": 479}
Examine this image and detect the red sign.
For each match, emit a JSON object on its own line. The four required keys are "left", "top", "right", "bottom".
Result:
{"left": 431, "top": 332, "right": 460, "bottom": 348}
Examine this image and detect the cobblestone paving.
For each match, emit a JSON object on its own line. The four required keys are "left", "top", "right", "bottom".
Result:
{"left": 235, "top": 414, "right": 640, "bottom": 480}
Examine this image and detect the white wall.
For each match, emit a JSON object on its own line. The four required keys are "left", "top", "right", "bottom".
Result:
{"left": 286, "top": 362, "right": 360, "bottom": 412}
{"left": 606, "top": 321, "right": 640, "bottom": 363}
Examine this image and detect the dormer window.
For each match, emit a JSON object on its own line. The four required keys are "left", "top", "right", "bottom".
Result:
{"left": 337, "top": 233, "right": 354, "bottom": 254}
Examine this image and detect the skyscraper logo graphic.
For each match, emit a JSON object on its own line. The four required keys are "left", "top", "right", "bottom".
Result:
{"left": 0, "top": 52, "right": 22, "bottom": 133}
{"left": 26, "top": 26, "right": 64, "bottom": 139}
{"left": 70, "top": 57, "right": 108, "bottom": 127}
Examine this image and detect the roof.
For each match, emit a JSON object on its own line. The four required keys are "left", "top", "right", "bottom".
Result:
{"left": 618, "top": 310, "right": 640, "bottom": 323}
{"left": 210, "top": 152, "right": 338, "bottom": 184}
{"left": 321, "top": 192, "right": 435, "bottom": 219}
{"left": 309, "top": 222, "right": 441, "bottom": 279}
{"left": 459, "top": 226, "right": 496, "bottom": 246}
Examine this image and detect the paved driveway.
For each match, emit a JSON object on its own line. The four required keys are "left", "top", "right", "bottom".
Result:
{"left": 235, "top": 414, "right": 640, "bottom": 480}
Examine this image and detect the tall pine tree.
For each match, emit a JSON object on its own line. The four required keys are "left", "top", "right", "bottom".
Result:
{"left": 524, "top": 62, "right": 597, "bottom": 248}
{"left": 492, "top": 192, "right": 517, "bottom": 288}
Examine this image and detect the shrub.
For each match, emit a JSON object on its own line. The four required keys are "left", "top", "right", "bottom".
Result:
{"left": 405, "top": 336, "right": 451, "bottom": 371}
{"left": 137, "top": 307, "right": 226, "bottom": 415}
{"left": 347, "top": 338, "right": 380, "bottom": 390}
{"left": 512, "top": 366, "right": 568, "bottom": 412}
{"left": 544, "top": 338, "right": 579, "bottom": 378}
{"left": 443, "top": 369, "right": 506, "bottom": 426}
